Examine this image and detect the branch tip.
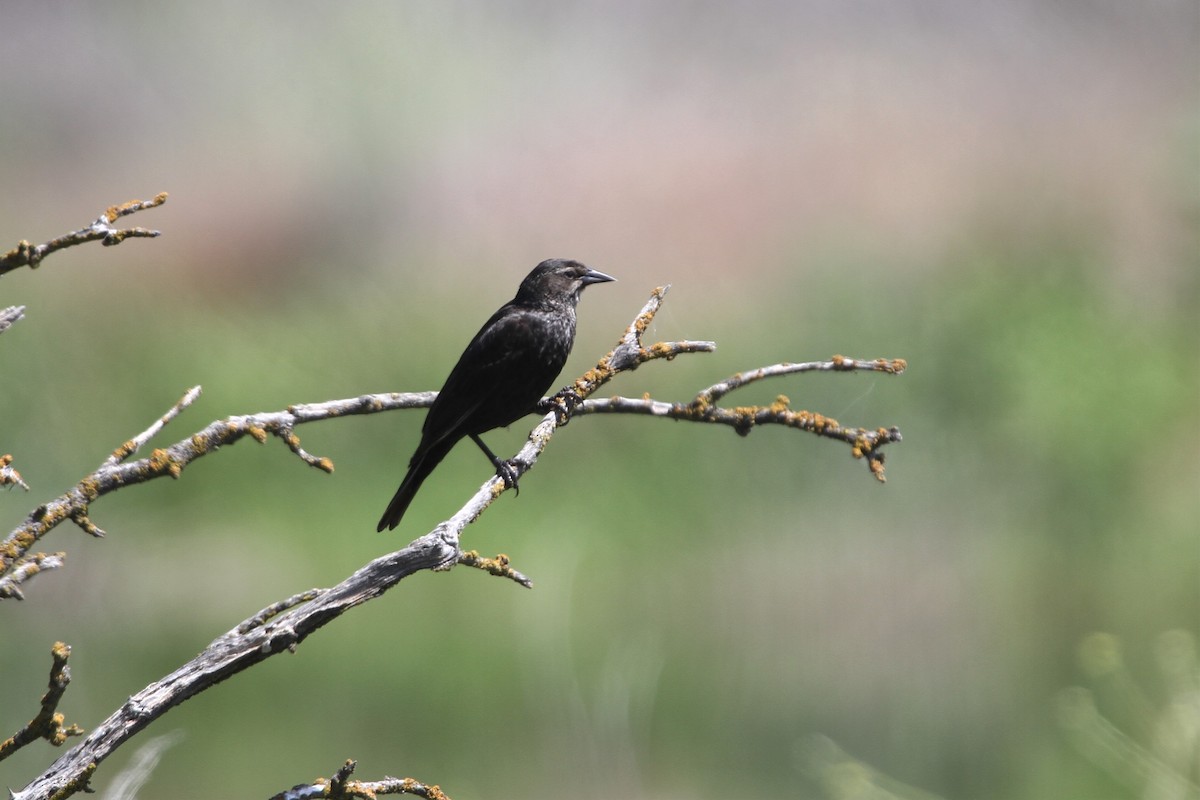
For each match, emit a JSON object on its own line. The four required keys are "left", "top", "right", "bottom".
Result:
{"left": 458, "top": 550, "right": 533, "bottom": 588}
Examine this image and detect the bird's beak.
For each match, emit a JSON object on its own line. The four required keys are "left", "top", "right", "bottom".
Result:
{"left": 581, "top": 268, "right": 616, "bottom": 286}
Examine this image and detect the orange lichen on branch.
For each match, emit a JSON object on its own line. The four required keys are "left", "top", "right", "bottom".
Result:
{"left": 71, "top": 513, "right": 105, "bottom": 538}
{"left": 108, "top": 440, "right": 138, "bottom": 462}
{"left": 146, "top": 448, "right": 183, "bottom": 478}
{"left": 648, "top": 341, "right": 678, "bottom": 361}
{"left": 105, "top": 192, "right": 169, "bottom": 223}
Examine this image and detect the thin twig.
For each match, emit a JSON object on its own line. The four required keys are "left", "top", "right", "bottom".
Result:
{"left": 457, "top": 550, "right": 533, "bottom": 588}
{"left": 0, "top": 194, "right": 168, "bottom": 277}
{"left": 694, "top": 355, "right": 907, "bottom": 406}
{"left": 0, "top": 642, "right": 84, "bottom": 762}
{"left": 577, "top": 355, "right": 906, "bottom": 481}
{"left": 103, "top": 386, "right": 202, "bottom": 467}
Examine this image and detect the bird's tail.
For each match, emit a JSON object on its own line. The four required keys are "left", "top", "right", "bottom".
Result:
{"left": 376, "top": 443, "right": 452, "bottom": 531}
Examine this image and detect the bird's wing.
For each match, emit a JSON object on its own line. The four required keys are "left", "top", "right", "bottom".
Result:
{"left": 414, "top": 304, "right": 550, "bottom": 455}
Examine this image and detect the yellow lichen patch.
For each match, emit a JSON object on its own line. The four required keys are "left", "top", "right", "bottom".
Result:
{"left": 247, "top": 425, "right": 269, "bottom": 444}
{"left": 577, "top": 366, "right": 611, "bottom": 393}
{"left": 770, "top": 395, "right": 790, "bottom": 414}
{"left": 147, "top": 449, "right": 172, "bottom": 473}
{"left": 110, "top": 440, "right": 136, "bottom": 461}
{"left": 41, "top": 504, "right": 71, "bottom": 528}
{"left": 415, "top": 780, "right": 450, "bottom": 800}
{"left": 58, "top": 764, "right": 99, "bottom": 800}
{"left": 868, "top": 456, "right": 887, "bottom": 481}
{"left": 316, "top": 457, "right": 335, "bottom": 473}
{"left": 73, "top": 514, "right": 103, "bottom": 537}
{"left": 76, "top": 477, "right": 102, "bottom": 501}
{"left": 649, "top": 341, "right": 677, "bottom": 360}
{"left": 6, "top": 530, "right": 39, "bottom": 555}
{"left": 832, "top": 354, "right": 847, "bottom": 368}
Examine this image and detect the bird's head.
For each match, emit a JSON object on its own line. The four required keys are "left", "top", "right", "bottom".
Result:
{"left": 516, "top": 259, "right": 616, "bottom": 307}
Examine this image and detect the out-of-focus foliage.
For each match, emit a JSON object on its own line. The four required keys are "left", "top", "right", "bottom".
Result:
{"left": 1, "top": 3, "right": 1195, "bottom": 798}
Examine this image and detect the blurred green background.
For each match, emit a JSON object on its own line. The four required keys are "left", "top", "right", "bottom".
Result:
{"left": 1, "top": 3, "right": 1196, "bottom": 798}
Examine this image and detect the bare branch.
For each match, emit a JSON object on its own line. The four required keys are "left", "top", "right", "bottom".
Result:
{"left": 0, "top": 193, "right": 168, "bottom": 277}
{"left": 0, "top": 642, "right": 84, "bottom": 762}
{"left": 693, "top": 354, "right": 908, "bottom": 405}
{"left": 0, "top": 389, "right": 436, "bottom": 599}
{"left": 576, "top": 355, "right": 906, "bottom": 482}
{"left": 103, "top": 385, "right": 202, "bottom": 467}
{"left": 0, "top": 553, "right": 65, "bottom": 600}
{"left": 270, "top": 759, "right": 451, "bottom": 800}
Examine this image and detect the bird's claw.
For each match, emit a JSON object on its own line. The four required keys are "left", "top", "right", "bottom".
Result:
{"left": 495, "top": 459, "right": 520, "bottom": 495}
{"left": 539, "top": 388, "right": 583, "bottom": 425}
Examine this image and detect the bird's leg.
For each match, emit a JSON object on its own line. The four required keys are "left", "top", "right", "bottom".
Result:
{"left": 469, "top": 433, "right": 520, "bottom": 494}
{"left": 536, "top": 387, "right": 583, "bottom": 425}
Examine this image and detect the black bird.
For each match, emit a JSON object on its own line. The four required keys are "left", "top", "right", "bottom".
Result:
{"left": 377, "top": 259, "right": 615, "bottom": 531}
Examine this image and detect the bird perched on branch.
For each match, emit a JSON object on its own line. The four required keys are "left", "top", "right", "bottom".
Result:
{"left": 377, "top": 259, "right": 616, "bottom": 531}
